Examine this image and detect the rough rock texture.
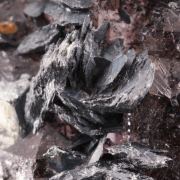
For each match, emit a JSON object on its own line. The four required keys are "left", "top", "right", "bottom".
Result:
{"left": 25, "top": 19, "right": 155, "bottom": 136}
{"left": 0, "top": 0, "right": 179, "bottom": 179}
{"left": 35, "top": 146, "right": 86, "bottom": 177}
{"left": 51, "top": 165, "right": 153, "bottom": 180}
{"left": 50, "top": 143, "right": 171, "bottom": 180}
{"left": 106, "top": 143, "right": 171, "bottom": 169}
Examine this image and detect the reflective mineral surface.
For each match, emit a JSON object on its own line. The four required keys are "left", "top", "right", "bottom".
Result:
{"left": 0, "top": 0, "right": 180, "bottom": 180}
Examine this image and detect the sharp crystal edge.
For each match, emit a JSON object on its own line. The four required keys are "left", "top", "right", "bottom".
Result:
{"left": 25, "top": 18, "right": 155, "bottom": 136}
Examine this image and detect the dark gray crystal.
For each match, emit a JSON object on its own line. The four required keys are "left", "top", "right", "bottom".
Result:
{"left": 17, "top": 24, "right": 61, "bottom": 54}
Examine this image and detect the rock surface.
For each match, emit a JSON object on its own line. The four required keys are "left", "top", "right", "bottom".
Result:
{"left": 44, "top": 2, "right": 90, "bottom": 26}
{"left": 17, "top": 24, "right": 61, "bottom": 54}
{"left": 25, "top": 20, "right": 155, "bottom": 136}
{"left": 50, "top": 143, "right": 171, "bottom": 180}
{"left": 0, "top": 0, "right": 179, "bottom": 179}
{"left": 106, "top": 143, "right": 171, "bottom": 169}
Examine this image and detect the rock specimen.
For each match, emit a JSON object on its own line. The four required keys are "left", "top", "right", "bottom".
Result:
{"left": 17, "top": 24, "right": 61, "bottom": 54}
{"left": 25, "top": 19, "right": 155, "bottom": 136}
{"left": 0, "top": 0, "right": 177, "bottom": 179}
{"left": 50, "top": 143, "right": 171, "bottom": 180}
{"left": 23, "top": 14, "right": 175, "bottom": 179}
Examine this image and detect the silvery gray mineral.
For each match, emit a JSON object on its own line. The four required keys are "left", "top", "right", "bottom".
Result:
{"left": 25, "top": 19, "right": 155, "bottom": 136}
